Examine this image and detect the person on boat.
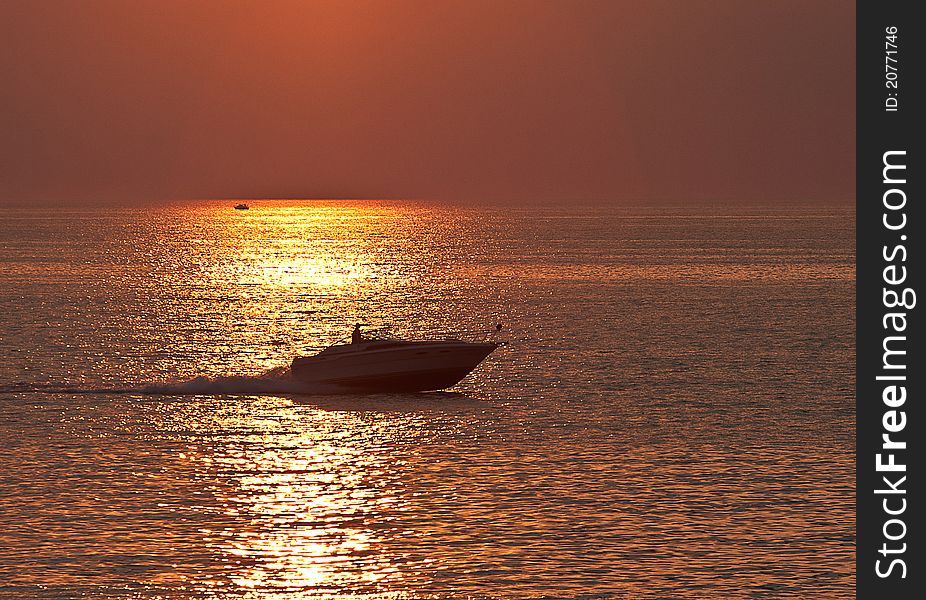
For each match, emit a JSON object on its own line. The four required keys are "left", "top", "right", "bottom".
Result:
{"left": 351, "top": 323, "right": 363, "bottom": 344}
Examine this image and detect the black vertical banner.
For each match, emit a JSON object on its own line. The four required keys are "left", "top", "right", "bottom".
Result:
{"left": 857, "top": 1, "right": 923, "bottom": 597}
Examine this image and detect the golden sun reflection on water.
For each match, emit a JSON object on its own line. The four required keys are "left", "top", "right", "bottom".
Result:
{"left": 202, "top": 202, "right": 395, "bottom": 291}
{"left": 188, "top": 400, "right": 413, "bottom": 598}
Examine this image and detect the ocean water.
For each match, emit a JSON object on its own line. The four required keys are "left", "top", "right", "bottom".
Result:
{"left": 0, "top": 201, "right": 854, "bottom": 598}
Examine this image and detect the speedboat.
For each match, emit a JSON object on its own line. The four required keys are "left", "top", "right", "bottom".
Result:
{"left": 234, "top": 203, "right": 249, "bottom": 210}
{"left": 291, "top": 337, "right": 499, "bottom": 392}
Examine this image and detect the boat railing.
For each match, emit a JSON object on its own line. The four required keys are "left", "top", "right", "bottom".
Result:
{"left": 359, "top": 323, "right": 504, "bottom": 343}
{"left": 317, "top": 322, "right": 505, "bottom": 349}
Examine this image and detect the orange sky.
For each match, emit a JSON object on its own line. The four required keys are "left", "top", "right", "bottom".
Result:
{"left": 1, "top": 0, "right": 854, "bottom": 205}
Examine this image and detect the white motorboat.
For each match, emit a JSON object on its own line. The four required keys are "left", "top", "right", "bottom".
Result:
{"left": 290, "top": 335, "right": 499, "bottom": 392}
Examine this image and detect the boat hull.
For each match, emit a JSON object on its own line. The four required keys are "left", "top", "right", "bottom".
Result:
{"left": 291, "top": 341, "right": 497, "bottom": 392}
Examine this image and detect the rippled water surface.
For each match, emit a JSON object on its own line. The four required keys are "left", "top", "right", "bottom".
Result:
{"left": 0, "top": 201, "right": 854, "bottom": 598}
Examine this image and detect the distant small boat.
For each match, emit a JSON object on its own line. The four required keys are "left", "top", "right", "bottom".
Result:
{"left": 234, "top": 203, "right": 249, "bottom": 210}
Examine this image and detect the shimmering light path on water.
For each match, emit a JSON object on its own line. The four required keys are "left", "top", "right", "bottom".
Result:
{"left": 0, "top": 201, "right": 854, "bottom": 598}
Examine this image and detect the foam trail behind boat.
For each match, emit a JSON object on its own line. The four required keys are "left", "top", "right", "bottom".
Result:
{"left": 1, "top": 367, "right": 347, "bottom": 396}
{"left": 140, "top": 367, "right": 345, "bottom": 395}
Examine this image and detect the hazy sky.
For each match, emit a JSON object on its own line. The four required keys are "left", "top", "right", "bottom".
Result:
{"left": 1, "top": 0, "right": 854, "bottom": 205}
